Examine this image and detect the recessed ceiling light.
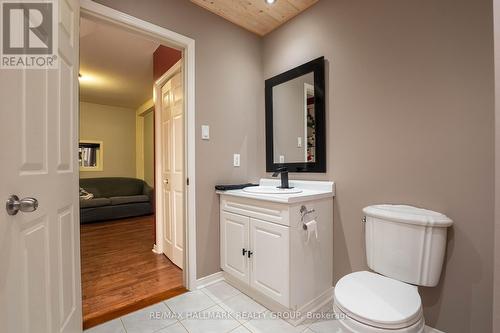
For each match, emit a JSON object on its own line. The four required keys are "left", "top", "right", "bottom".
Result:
{"left": 265, "top": 0, "right": 276, "bottom": 4}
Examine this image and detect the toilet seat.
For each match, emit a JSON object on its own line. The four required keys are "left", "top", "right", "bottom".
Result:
{"left": 333, "top": 303, "right": 425, "bottom": 333}
{"left": 334, "top": 271, "right": 423, "bottom": 330}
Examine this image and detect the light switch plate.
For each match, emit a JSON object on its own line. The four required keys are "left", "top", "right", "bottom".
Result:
{"left": 201, "top": 125, "right": 210, "bottom": 140}
{"left": 297, "top": 137, "right": 302, "bottom": 148}
{"left": 233, "top": 154, "right": 240, "bottom": 167}
{"left": 279, "top": 155, "right": 285, "bottom": 163}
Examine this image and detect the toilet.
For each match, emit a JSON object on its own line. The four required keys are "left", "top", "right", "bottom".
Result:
{"left": 333, "top": 204, "right": 453, "bottom": 333}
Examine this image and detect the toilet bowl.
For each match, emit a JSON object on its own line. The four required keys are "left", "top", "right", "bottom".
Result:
{"left": 333, "top": 271, "right": 425, "bottom": 333}
{"left": 333, "top": 205, "right": 453, "bottom": 333}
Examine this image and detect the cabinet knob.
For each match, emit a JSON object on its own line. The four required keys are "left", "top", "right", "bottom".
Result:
{"left": 242, "top": 248, "right": 247, "bottom": 256}
{"left": 247, "top": 251, "right": 253, "bottom": 258}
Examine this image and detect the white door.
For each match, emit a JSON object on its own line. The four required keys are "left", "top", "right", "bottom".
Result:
{"left": 250, "top": 218, "right": 290, "bottom": 306}
{"left": 161, "top": 67, "right": 184, "bottom": 268}
{"left": 0, "top": 1, "right": 82, "bottom": 333}
{"left": 221, "top": 212, "right": 250, "bottom": 284}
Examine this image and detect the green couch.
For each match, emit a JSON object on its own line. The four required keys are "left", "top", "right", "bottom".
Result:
{"left": 80, "top": 177, "right": 154, "bottom": 223}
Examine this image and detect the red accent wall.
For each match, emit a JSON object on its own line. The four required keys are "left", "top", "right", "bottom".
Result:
{"left": 153, "top": 45, "right": 182, "bottom": 81}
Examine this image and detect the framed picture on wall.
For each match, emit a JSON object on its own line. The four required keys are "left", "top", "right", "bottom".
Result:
{"left": 79, "top": 140, "right": 104, "bottom": 171}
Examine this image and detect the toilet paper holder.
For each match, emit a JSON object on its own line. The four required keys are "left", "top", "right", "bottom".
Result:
{"left": 300, "top": 205, "right": 317, "bottom": 230}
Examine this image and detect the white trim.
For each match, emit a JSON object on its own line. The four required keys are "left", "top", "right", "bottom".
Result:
{"left": 425, "top": 328, "right": 445, "bottom": 333}
{"left": 136, "top": 115, "right": 144, "bottom": 180}
{"left": 223, "top": 271, "right": 331, "bottom": 326}
{"left": 80, "top": 0, "right": 197, "bottom": 291}
{"left": 137, "top": 98, "right": 155, "bottom": 116}
{"left": 194, "top": 271, "right": 225, "bottom": 289}
{"left": 153, "top": 60, "right": 182, "bottom": 262}
{"left": 294, "top": 287, "right": 334, "bottom": 325}
{"left": 152, "top": 243, "right": 162, "bottom": 254}
{"left": 155, "top": 60, "right": 182, "bottom": 86}
{"left": 135, "top": 98, "right": 154, "bottom": 181}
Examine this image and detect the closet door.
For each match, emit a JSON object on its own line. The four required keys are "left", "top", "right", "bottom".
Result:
{"left": 249, "top": 218, "right": 289, "bottom": 307}
{"left": 221, "top": 212, "right": 250, "bottom": 284}
{"left": 161, "top": 66, "right": 184, "bottom": 269}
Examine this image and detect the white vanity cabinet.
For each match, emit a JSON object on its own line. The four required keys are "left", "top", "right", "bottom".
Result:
{"left": 221, "top": 211, "right": 290, "bottom": 305}
{"left": 249, "top": 217, "right": 290, "bottom": 305}
{"left": 218, "top": 179, "right": 334, "bottom": 324}
{"left": 220, "top": 211, "right": 250, "bottom": 284}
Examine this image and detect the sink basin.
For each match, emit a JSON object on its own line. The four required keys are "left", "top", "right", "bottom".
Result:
{"left": 243, "top": 186, "right": 303, "bottom": 195}
{"left": 219, "top": 179, "right": 335, "bottom": 204}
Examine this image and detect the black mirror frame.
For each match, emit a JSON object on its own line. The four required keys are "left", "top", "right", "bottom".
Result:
{"left": 265, "top": 56, "right": 326, "bottom": 173}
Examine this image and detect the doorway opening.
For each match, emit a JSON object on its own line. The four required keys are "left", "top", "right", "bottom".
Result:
{"left": 78, "top": 3, "right": 195, "bottom": 328}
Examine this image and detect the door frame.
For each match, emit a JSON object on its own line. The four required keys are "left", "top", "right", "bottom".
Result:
{"left": 80, "top": 0, "right": 197, "bottom": 290}
{"left": 153, "top": 60, "right": 183, "bottom": 265}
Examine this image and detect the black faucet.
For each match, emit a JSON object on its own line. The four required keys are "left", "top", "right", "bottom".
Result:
{"left": 272, "top": 167, "right": 292, "bottom": 189}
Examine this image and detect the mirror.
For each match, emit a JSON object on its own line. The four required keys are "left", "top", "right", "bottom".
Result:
{"left": 265, "top": 57, "right": 326, "bottom": 172}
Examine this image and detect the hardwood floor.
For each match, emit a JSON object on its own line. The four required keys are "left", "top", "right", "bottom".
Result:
{"left": 81, "top": 215, "right": 185, "bottom": 329}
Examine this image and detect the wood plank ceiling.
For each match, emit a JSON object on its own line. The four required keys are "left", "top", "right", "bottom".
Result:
{"left": 190, "top": 0, "right": 319, "bottom": 36}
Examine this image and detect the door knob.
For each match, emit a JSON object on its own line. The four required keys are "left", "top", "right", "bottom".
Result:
{"left": 163, "top": 179, "right": 169, "bottom": 184}
{"left": 6, "top": 195, "right": 38, "bottom": 216}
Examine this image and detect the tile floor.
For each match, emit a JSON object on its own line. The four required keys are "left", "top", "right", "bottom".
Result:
{"left": 85, "top": 281, "right": 440, "bottom": 333}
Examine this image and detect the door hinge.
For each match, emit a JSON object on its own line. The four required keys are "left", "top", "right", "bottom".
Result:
{"left": 186, "top": 177, "right": 190, "bottom": 186}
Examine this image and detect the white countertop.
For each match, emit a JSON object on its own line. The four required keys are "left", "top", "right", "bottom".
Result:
{"left": 217, "top": 178, "right": 335, "bottom": 204}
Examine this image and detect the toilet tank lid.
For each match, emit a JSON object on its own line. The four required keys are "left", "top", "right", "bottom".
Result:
{"left": 363, "top": 204, "right": 453, "bottom": 227}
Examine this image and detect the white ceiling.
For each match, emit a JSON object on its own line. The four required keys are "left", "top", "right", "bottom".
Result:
{"left": 79, "top": 17, "right": 159, "bottom": 109}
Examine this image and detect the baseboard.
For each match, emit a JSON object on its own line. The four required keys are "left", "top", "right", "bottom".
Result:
{"left": 290, "top": 286, "right": 334, "bottom": 326}
{"left": 223, "top": 272, "right": 333, "bottom": 327}
{"left": 194, "top": 271, "right": 225, "bottom": 289}
{"left": 151, "top": 244, "right": 162, "bottom": 254}
{"left": 223, "top": 272, "right": 290, "bottom": 314}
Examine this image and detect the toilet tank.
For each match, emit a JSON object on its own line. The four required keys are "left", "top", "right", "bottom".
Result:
{"left": 363, "top": 204, "right": 453, "bottom": 287}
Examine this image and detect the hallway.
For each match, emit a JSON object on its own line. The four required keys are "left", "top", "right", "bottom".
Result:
{"left": 81, "top": 216, "right": 185, "bottom": 329}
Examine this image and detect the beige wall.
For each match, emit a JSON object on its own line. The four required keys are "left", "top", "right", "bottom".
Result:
{"left": 143, "top": 111, "right": 154, "bottom": 187}
{"left": 91, "top": 2, "right": 496, "bottom": 331}
{"left": 494, "top": 0, "right": 500, "bottom": 331}
{"left": 262, "top": 1, "right": 495, "bottom": 332}
{"left": 80, "top": 102, "right": 136, "bottom": 178}
{"left": 94, "top": 0, "right": 263, "bottom": 278}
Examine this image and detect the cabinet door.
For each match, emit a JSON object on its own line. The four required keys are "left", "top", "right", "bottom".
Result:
{"left": 250, "top": 218, "right": 290, "bottom": 306}
{"left": 221, "top": 212, "right": 250, "bottom": 284}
